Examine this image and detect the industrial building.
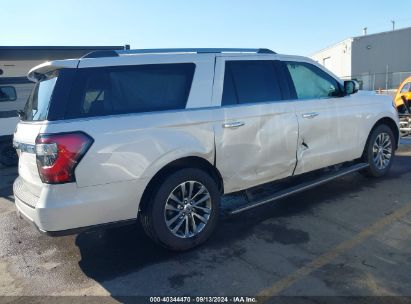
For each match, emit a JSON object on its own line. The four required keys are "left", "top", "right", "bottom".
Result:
{"left": 311, "top": 26, "right": 411, "bottom": 90}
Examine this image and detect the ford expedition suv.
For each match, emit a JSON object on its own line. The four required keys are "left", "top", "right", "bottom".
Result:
{"left": 13, "top": 48, "right": 399, "bottom": 250}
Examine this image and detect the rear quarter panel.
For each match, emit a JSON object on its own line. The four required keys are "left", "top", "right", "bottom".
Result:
{"left": 41, "top": 110, "right": 216, "bottom": 188}
{"left": 44, "top": 54, "right": 217, "bottom": 188}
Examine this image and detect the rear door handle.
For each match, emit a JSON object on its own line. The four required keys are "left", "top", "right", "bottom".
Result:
{"left": 223, "top": 121, "right": 245, "bottom": 128}
{"left": 302, "top": 112, "right": 319, "bottom": 119}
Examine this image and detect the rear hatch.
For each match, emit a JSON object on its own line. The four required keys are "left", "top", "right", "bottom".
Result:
{"left": 13, "top": 60, "right": 78, "bottom": 206}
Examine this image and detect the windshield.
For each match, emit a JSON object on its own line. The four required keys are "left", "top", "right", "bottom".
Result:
{"left": 23, "top": 71, "right": 58, "bottom": 121}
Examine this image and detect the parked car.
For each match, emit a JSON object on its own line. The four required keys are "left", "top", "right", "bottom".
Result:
{"left": 13, "top": 48, "right": 399, "bottom": 250}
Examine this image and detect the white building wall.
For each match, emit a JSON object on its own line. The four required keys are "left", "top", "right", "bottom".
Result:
{"left": 311, "top": 38, "right": 353, "bottom": 79}
{"left": 311, "top": 27, "right": 411, "bottom": 90}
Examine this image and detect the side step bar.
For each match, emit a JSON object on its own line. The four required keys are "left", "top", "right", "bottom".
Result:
{"left": 228, "top": 163, "right": 369, "bottom": 215}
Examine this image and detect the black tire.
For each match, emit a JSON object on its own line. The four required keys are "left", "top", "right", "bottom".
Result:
{"left": 362, "top": 124, "right": 395, "bottom": 177}
{"left": 0, "top": 142, "right": 18, "bottom": 167}
{"left": 140, "top": 168, "right": 220, "bottom": 251}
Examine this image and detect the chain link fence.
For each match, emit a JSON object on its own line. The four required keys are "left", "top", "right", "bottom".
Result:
{"left": 342, "top": 71, "right": 411, "bottom": 92}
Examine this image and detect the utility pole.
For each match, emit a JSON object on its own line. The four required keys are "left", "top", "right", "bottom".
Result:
{"left": 391, "top": 20, "right": 395, "bottom": 31}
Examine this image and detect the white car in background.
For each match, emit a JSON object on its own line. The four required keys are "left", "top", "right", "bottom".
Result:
{"left": 13, "top": 48, "right": 399, "bottom": 250}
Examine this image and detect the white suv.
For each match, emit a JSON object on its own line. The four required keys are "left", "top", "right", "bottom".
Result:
{"left": 13, "top": 48, "right": 399, "bottom": 250}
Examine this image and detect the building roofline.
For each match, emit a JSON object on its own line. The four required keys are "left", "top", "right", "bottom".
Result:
{"left": 310, "top": 38, "right": 353, "bottom": 57}
{"left": 352, "top": 25, "right": 411, "bottom": 40}
{"left": 0, "top": 46, "right": 125, "bottom": 50}
{"left": 0, "top": 45, "right": 127, "bottom": 61}
{"left": 311, "top": 25, "right": 411, "bottom": 57}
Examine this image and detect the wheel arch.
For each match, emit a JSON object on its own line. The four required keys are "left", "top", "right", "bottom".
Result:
{"left": 363, "top": 117, "right": 400, "bottom": 156}
{"left": 138, "top": 156, "right": 224, "bottom": 213}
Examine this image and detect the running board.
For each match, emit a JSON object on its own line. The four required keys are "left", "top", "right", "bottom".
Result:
{"left": 228, "top": 163, "right": 369, "bottom": 215}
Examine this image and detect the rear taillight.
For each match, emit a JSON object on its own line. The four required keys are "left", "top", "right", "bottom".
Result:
{"left": 35, "top": 132, "right": 93, "bottom": 184}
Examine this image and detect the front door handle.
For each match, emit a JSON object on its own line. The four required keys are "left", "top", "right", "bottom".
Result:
{"left": 302, "top": 112, "right": 319, "bottom": 119}
{"left": 223, "top": 121, "right": 245, "bottom": 129}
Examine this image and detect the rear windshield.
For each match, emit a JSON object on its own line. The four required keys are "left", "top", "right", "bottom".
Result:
{"left": 22, "top": 71, "right": 58, "bottom": 121}
{"left": 65, "top": 63, "right": 195, "bottom": 119}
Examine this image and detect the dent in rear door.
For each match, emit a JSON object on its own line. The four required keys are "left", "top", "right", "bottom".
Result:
{"left": 212, "top": 56, "right": 299, "bottom": 194}
{"left": 214, "top": 104, "right": 298, "bottom": 193}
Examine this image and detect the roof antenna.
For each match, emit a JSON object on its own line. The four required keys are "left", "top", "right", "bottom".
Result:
{"left": 363, "top": 27, "right": 368, "bottom": 36}
{"left": 391, "top": 20, "right": 395, "bottom": 31}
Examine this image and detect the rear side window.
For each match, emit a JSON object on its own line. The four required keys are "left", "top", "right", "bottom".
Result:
{"left": 66, "top": 63, "right": 195, "bottom": 118}
{"left": 285, "top": 62, "right": 341, "bottom": 100}
{"left": 222, "top": 60, "right": 282, "bottom": 106}
{"left": 22, "top": 72, "right": 58, "bottom": 121}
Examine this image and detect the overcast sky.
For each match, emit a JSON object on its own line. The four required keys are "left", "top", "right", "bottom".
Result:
{"left": 2, "top": 0, "right": 411, "bottom": 56}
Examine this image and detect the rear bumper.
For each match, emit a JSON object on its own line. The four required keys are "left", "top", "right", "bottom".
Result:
{"left": 15, "top": 195, "right": 46, "bottom": 233}
{"left": 15, "top": 199, "right": 135, "bottom": 236}
{"left": 13, "top": 177, "right": 147, "bottom": 235}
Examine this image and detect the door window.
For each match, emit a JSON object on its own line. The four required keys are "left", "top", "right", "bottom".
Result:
{"left": 222, "top": 60, "right": 282, "bottom": 106}
{"left": 285, "top": 62, "right": 341, "bottom": 100}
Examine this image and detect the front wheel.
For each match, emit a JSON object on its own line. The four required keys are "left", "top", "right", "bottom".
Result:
{"left": 362, "top": 124, "right": 395, "bottom": 177}
{"left": 140, "top": 168, "right": 220, "bottom": 251}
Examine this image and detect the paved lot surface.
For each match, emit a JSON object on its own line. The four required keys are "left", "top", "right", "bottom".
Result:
{"left": 1, "top": 140, "right": 411, "bottom": 302}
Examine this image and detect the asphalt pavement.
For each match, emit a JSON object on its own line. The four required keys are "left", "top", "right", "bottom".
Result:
{"left": 1, "top": 139, "right": 411, "bottom": 303}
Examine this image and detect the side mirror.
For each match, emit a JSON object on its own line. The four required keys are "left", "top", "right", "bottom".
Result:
{"left": 344, "top": 80, "right": 359, "bottom": 95}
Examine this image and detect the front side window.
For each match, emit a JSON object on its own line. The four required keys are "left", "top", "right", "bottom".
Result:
{"left": 286, "top": 62, "right": 341, "bottom": 100}
{"left": 400, "top": 82, "right": 411, "bottom": 93}
{"left": 222, "top": 60, "right": 282, "bottom": 106}
{"left": 66, "top": 63, "right": 195, "bottom": 118}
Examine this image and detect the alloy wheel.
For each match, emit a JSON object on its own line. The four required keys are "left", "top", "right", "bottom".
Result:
{"left": 164, "top": 181, "right": 212, "bottom": 238}
{"left": 372, "top": 132, "right": 392, "bottom": 170}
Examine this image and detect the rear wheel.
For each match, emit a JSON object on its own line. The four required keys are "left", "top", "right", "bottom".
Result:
{"left": 140, "top": 168, "right": 220, "bottom": 251}
{"left": 362, "top": 124, "right": 395, "bottom": 177}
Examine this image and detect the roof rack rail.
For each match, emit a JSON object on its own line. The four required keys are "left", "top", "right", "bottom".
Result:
{"left": 82, "top": 48, "right": 276, "bottom": 59}
{"left": 117, "top": 48, "right": 276, "bottom": 55}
